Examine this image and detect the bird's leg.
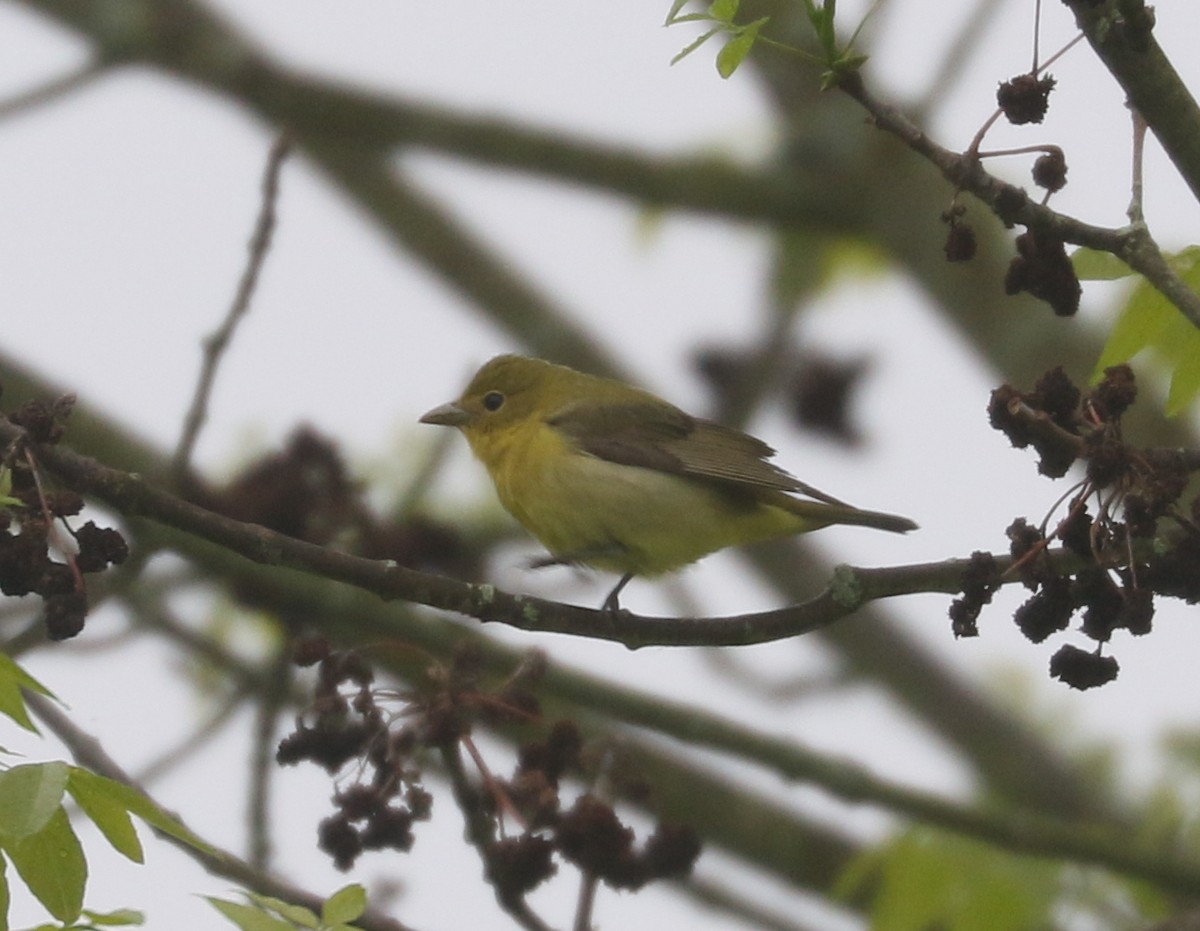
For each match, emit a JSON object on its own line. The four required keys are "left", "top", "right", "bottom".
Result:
{"left": 601, "top": 572, "right": 634, "bottom": 616}
{"left": 526, "top": 545, "right": 633, "bottom": 616}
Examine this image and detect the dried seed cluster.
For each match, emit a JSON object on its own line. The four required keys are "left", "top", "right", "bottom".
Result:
{"left": 695, "top": 346, "right": 869, "bottom": 445}
{"left": 996, "top": 73, "right": 1056, "bottom": 125}
{"left": 277, "top": 640, "right": 700, "bottom": 903}
{"left": 964, "top": 365, "right": 1200, "bottom": 689}
{"left": 1, "top": 394, "right": 128, "bottom": 640}
{"left": 940, "top": 51, "right": 1085, "bottom": 317}
{"left": 217, "top": 426, "right": 477, "bottom": 578}
{"left": 1004, "top": 229, "right": 1081, "bottom": 317}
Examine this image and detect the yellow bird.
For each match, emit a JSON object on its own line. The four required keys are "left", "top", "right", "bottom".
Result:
{"left": 420, "top": 355, "right": 915, "bottom": 611}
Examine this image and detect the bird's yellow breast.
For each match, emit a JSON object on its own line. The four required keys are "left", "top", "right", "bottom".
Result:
{"left": 464, "top": 417, "right": 811, "bottom": 576}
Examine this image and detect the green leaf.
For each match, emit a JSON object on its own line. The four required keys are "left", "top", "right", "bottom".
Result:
{"left": 71, "top": 774, "right": 215, "bottom": 858}
{"left": 841, "top": 828, "right": 1059, "bottom": 931}
{"left": 669, "top": 27, "right": 720, "bottom": 66}
{"left": 716, "top": 30, "right": 755, "bottom": 77}
{"left": 0, "top": 763, "right": 69, "bottom": 841}
{"left": 1071, "top": 246, "right": 1135, "bottom": 281}
{"left": 663, "top": 0, "right": 691, "bottom": 25}
{"left": 2, "top": 807, "right": 86, "bottom": 923}
{"left": 66, "top": 769, "right": 143, "bottom": 864}
{"left": 80, "top": 907, "right": 145, "bottom": 926}
{"left": 806, "top": 3, "right": 837, "bottom": 56}
{"left": 1093, "top": 279, "right": 1176, "bottom": 374}
{"left": 0, "top": 653, "right": 55, "bottom": 733}
{"left": 1161, "top": 311, "right": 1200, "bottom": 416}
{"left": 1093, "top": 246, "right": 1200, "bottom": 415}
{"left": 716, "top": 18, "right": 767, "bottom": 78}
{"left": 0, "top": 468, "right": 19, "bottom": 508}
{"left": 245, "top": 893, "right": 317, "bottom": 928}
{"left": 1, "top": 854, "right": 10, "bottom": 931}
{"left": 708, "top": 0, "right": 738, "bottom": 23}
{"left": 321, "top": 885, "right": 366, "bottom": 926}
{"left": 205, "top": 898, "right": 296, "bottom": 931}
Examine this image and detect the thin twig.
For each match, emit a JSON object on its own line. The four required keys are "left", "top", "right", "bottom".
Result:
{"left": 248, "top": 645, "right": 292, "bottom": 871}
{"left": 136, "top": 684, "right": 252, "bottom": 786}
{"left": 571, "top": 873, "right": 598, "bottom": 931}
{"left": 172, "top": 132, "right": 292, "bottom": 480}
{"left": 1031, "top": 0, "right": 1042, "bottom": 72}
{"left": 0, "top": 58, "right": 109, "bottom": 120}
{"left": 439, "top": 741, "right": 557, "bottom": 931}
{"left": 23, "top": 444, "right": 85, "bottom": 592}
{"left": 1129, "top": 109, "right": 1148, "bottom": 225}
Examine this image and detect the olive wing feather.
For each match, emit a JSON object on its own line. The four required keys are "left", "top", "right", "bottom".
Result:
{"left": 547, "top": 400, "right": 849, "bottom": 506}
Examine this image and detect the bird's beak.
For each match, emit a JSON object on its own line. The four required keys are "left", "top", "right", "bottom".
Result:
{"left": 419, "top": 402, "right": 470, "bottom": 427}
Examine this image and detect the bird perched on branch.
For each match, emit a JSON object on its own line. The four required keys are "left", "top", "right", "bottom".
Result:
{"left": 421, "top": 355, "right": 916, "bottom": 612}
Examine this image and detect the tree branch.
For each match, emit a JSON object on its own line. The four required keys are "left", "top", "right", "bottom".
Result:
{"left": 836, "top": 73, "right": 1200, "bottom": 332}
{"left": 2, "top": 419, "right": 1099, "bottom": 648}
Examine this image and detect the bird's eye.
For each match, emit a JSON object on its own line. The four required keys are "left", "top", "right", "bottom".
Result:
{"left": 482, "top": 391, "right": 505, "bottom": 412}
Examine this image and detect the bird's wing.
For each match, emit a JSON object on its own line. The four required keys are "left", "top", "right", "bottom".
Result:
{"left": 548, "top": 401, "right": 849, "bottom": 505}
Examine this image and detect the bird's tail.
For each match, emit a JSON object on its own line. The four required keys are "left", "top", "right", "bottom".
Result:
{"left": 777, "top": 495, "right": 918, "bottom": 534}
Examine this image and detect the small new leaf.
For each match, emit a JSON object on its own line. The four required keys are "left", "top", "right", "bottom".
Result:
{"left": 663, "top": 0, "right": 691, "bottom": 24}
{"left": 0, "top": 653, "right": 56, "bottom": 733}
{"left": 716, "top": 17, "right": 768, "bottom": 78}
{"left": 0, "top": 467, "right": 19, "bottom": 507}
{"left": 716, "top": 30, "right": 755, "bottom": 77}
{"left": 669, "top": 27, "right": 721, "bottom": 66}
{"left": 80, "top": 907, "right": 146, "bottom": 926}
{"left": 206, "top": 898, "right": 296, "bottom": 931}
{"left": 321, "top": 885, "right": 367, "bottom": 927}
{"left": 1093, "top": 245, "right": 1200, "bottom": 415}
{"left": 708, "top": 0, "right": 738, "bottom": 23}
{"left": 245, "top": 893, "right": 319, "bottom": 928}
{"left": 1071, "top": 246, "right": 1135, "bottom": 281}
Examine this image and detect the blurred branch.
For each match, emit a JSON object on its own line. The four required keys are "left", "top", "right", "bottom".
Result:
{"left": 26, "top": 691, "right": 422, "bottom": 931}
{"left": 248, "top": 645, "right": 291, "bottom": 872}
{"left": 0, "top": 56, "right": 109, "bottom": 120}
{"left": 684, "top": 877, "right": 821, "bottom": 931}
{"left": 302, "top": 143, "right": 622, "bottom": 376}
